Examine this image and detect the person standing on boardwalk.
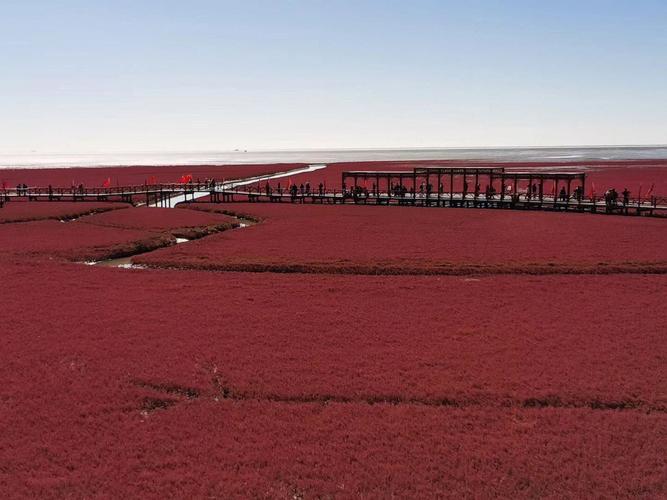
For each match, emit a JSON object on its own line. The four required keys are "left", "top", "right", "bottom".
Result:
{"left": 622, "top": 188, "right": 630, "bottom": 206}
{"left": 605, "top": 188, "right": 619, "bottom": 209}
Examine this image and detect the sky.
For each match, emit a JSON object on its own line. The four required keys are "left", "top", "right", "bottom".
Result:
{"left": 0, "top": 0, "right": 665, "bottom": 152}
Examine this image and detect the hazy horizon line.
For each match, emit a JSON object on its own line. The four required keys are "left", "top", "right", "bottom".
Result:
{"left": 4, "top": 143, "right": 667, "bottom": 156}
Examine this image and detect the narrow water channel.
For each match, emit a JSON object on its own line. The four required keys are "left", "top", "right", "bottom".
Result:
{"left": 84, "top": 215, "right": 256, "bottom": 268}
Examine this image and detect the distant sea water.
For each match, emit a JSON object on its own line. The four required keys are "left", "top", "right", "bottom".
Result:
{"left": 1, "top": 146, "right": 666, "bottom": 169}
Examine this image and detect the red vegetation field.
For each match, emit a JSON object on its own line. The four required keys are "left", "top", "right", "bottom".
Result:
{"left": 0, "top": 163, "right": 305, "bottom": 188}
{"left": 0, "top": 205, "right": 239, "bottom": 261}
{"left": 136, "top": 203, "right": 667, "bottom": 274}
{"left": 0, "top": 160, "right": 666, "bottom": 497}
{"left": 0, "top": 201, "right": 127, "bottom": 223}
{"left": 0, "top": 220, "right": 173, "bottom": 262}
{"left": 0, "top": 261, "right": 665, "bottom": 497}
{"left": 80, "top": 207, "right": 237, "bottom": 238}
{"left": 5, "top": 264, "right": 662, "bottom": 408}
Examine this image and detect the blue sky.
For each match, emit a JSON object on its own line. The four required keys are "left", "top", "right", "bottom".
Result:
{"left": 0, "top": 0, "right": 665, "bottom": 152}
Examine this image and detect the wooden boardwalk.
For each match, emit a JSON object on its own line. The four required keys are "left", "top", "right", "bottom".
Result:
{"left": 0, "top": 184, "right": 206, "bottom": 207}
{"left": 215, "top": 188, "right": 667, "bottom": 217}
{"left": 1, "top": 182, "right": 665, "bottom": 217}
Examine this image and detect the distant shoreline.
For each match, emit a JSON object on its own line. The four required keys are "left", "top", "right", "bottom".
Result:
{"left": 2, "top": 146, "right": 667, "bottom": 169}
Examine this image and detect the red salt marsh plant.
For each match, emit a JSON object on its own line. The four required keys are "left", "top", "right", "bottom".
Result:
{"left": 136, "top": 203, "right": 667, "bottom": 274}
{"left": 2, "top": 260, "right": 664, "bottom": 411}
{"left": 0, "top": 262, "right": 665, "bottom": 498}
{"left": 0, "top": 163, "right": 305, "bottom": 188}
{"left": 0, "top": 179, "right": 665, "bottom": 498}
{"left": 0, "top": 201, "right": 128, "bottom": 224}
{"left": 0, "top": 206, "right": 239, "bottom": 262}
{"left": 0, "top": 219, "right": 174, "bottom": 262}
{"left": 1, "top": 398, "right": 664, "bottom": 498}
{"left": 79, "top": 207, "right": 238, "bottom": 239}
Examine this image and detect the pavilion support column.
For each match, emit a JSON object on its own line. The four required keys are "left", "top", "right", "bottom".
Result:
{"left": 528, "top": 175, "right": 532, "bottom": 203}
{"left": 489, "top": 174, "right": 494, "bottom": 206}
{"left": 437, "top": 172, "right": 442, "bottom": 206}
{"left": 581, "top": 174, "right": 586, "bottom": 203}
{"left": 475, "top": 172, "right": 479, "bottom": 200}
{"left": 413, "top": 172, "right": 417, "bottom": 205}
{"left": 449, "top": 171, "right": 454, "bottom": 206}
{"left": 567, "top": 178, "right": 572, "bottom": 208}
{"left": 539, "top": 179, "right": 544, "bottom": 203}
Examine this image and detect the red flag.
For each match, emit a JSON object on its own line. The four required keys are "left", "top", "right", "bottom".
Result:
{"left": 102, "top": 177, "right": 111, "bottom": 188}
{"left": 288, "top": 178, "right": 292, "bottom": 188}
{"left": 149, "top": 175, "right": 157, "bottom": 185}
{"left": 589, "top": 182, "right": 596, "bottom": 198}
{"left": 646, "top": 183, "right": 655, "bottom": 197}
{"left": 180, "top": 174, "right": 192, "bottom": 184}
